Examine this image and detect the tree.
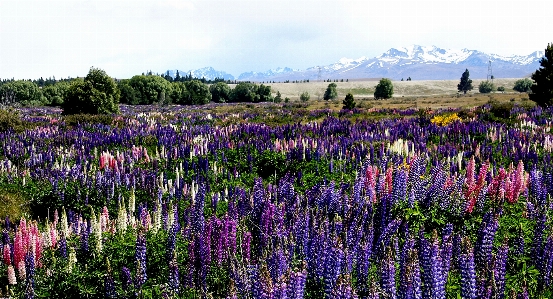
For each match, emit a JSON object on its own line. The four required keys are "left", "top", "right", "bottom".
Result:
{"left": 62, "top": 67, "right": 120, "bottom": 115}
{"left": 530, "top": 43, "right": 553, "bottom": 107}
{"left": 184, "top": 80, "right": 211, "bottom": 105}
{"left": 42, "top": 81, "right": 70, "bottom": 106}
{"left": 230, "top": 82, "right": 258, "bottom": 103}
{"left": 257, "top": 84, "right": 273, "bottom": 102}
{"left": 374, "top": 78, "right": 394, "bottom": 99}
{"left": 300, "top": 91, "right": 310, "bottom": 102}
{"left": 0, "top": 80, "right": 45, "bottom": 107}
{"left": 170, "top": 81, "right": 188, "bottom": 104}
{"left": 274, "top": 91, "right": 282, "bottom": 103}
{"left": 342, "top": 93, "right": 356, "bottom": 110}
{"left": 323, "top": 83, "right": 338, "bottom": 100}
{"left": 125, "top": 75, "right": 172, "bottom": 105}
{"left": 209, "top": 82, "right": 231, "bottom": 103}
{"left": 478, "top": 80, "right": 495, "bottom": 93}
{"left": 497, "top": 86, "right": 505, "bottom": 92}
{"left": 513, "top": 78, "right": 533, "bottom": 93}
{"left": 457, "top": 69, "right": 473, "bottom": 94}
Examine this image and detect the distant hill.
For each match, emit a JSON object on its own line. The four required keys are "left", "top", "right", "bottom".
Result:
{"left": 167, "top": 45, "right": 543, "bottom": 82}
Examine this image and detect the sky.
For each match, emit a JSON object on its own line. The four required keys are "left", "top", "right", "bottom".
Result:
{"left": 0, "top": 0, "right": 551, "bottom": 80}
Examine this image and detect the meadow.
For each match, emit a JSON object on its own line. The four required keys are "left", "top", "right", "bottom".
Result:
{"left": 0, "top": 86, "right": 552, "bottom": 298}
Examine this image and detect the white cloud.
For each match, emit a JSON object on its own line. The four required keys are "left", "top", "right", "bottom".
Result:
{"left": 0, "top": 0, "right": 551, "bottom": 79}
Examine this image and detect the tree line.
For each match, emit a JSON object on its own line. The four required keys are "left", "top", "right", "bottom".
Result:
{"left": 0, "top": 70, "right": 275, "bottom": 111}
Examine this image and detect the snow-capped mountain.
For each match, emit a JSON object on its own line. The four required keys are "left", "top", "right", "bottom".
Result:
{"left": 168, "top": 46, "right": 544, "bottom": 81}
{"left": 166, "top": 67, "right": 235, "bottom": 81}
{"left": 237, "top": 67, "right": 299, "bottom": 81}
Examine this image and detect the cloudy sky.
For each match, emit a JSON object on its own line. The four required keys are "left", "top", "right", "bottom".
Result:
{"left": 0, "top": 0, "right": 550, "bottom": 79}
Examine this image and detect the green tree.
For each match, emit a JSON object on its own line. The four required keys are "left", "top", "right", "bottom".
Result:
{"left": 342, "top": 93, "right": 356, "bottom": 110}
{"left": 478, "top": 80, "right": 495, "bottom": 93}
{"left": 374, "top": 78, "right": 394, "bottom": 99}
{"left": 209, "top": 82, "right": 231, "bottom": 103}
{"left": 62, "top": 67, "right": 120, "bottom": 115}
{"left": 0, "top": 80, "right": 45, "bottom": 106}
{"left": 184, "top": 80, "right": 211, "bottom": 105}
{"left": 42, "top": 81, "right": 70, "bottom": 106}
{"left": 170, "top": 81, "right": 188, "bottom": 104}
{"left": 513, "top": 78, "right": 533, "bottom": 93}
{"left": 530, "top": 43, "right": 553, "bottom": 107}
{"left": 230, "top": 82, "right": 259, "bottom": 103}
{"left": 126, "top": 75, "right": 172, "bottom": 105}
{"left": 274, "top": 91, "right": 282, "bottom": 103}
{"left": 257, "top": 84, "right": 273, "bottom": 102}
{"left": 457, "top": 69, "right": 473, "bottom": 94}
{"left": 300, "top": 91, "right": 310, "bottom": 102}
{"left": 118, "top": 79, "right": 140, "bottom": 105}
{"left": 323, "top": 82, "right": 338, "bottom": 100}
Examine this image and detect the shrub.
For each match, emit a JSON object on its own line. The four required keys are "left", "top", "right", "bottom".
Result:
{"left": 300, "top": 91, "right": 310, "bottom": 102}
{"left": 62, "top": 68, "right": 120, "bottom": 115}
{"left": 478, "top": 80, "right": 495, "bottom": 93}
{"left": 497, "top": 86, "right": 505, "bottom": 92}
{"left": 374, "top": 78, "right": 394, "bottom": 99}
{"left": 342, "top": 93, "right": 356, "bottom": 110}
{"left": 513, "top": 78, "right": 533, "bottom": 93}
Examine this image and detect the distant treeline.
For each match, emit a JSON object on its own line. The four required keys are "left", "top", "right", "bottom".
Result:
{"left": 0, "top": 72, "right": 277, "bottom": 107}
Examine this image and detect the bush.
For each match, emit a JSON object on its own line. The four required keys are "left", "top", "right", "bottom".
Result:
{"left": 62, "top": 68, "right": 120, "bottom": 115}
{"left": 513, "top": 78, "right": 533, "bottom": 93}
{"left": 478, "top": 80, "right": 495, "bottom": 93}
{"left": 342, "top": 93, "right": 356, "bottom": 110}
{"left": 497, "top": 86, "right": 505, "bottom": 92}
{"left": 300, "top": 91, "right": 310, "bottom": 102}
{"left": 374, "top": 78, "right": 394, "bottom": 99}
{"left": 324, "top": 83, "right": 338, "bottom": 100}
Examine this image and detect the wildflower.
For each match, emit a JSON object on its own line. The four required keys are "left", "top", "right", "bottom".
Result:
{"left": 7, "top": 265, "right": 16, "bottom": 285}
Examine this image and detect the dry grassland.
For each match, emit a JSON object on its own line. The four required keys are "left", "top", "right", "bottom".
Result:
{"left": 240, "top": 78, "right": 532, "bottom": 111}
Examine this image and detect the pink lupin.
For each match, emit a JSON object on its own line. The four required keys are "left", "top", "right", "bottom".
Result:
{"left": 7, "top": 265, "right": 16, "bottom": 285}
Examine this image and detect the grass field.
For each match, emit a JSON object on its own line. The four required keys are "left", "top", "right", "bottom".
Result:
{"left": 227, "top": 78, "right": 532, "bottom": 111}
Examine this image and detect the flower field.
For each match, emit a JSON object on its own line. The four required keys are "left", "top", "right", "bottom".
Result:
{"left": 1, "top": 102, "right": 553, "bottom": 298}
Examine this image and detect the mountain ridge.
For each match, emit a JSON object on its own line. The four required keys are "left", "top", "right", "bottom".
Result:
{"left": 166, "top": 45, "right": 544, "bottom": 81}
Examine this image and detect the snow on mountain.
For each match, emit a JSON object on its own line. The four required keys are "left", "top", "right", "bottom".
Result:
{"left": 167, "top": 67, "right": 235, "bottom": 81}
{"left": 167, "top": 46, "right": 544, "bottom": 82}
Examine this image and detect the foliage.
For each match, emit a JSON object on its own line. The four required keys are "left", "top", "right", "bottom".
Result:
{"left": 0, "top": 80, "right": 45, "bottom": 107}
{"left": 478, "top": 80, "right": 495, "bottom": 93}
{"left": 170, "top": 81, "right": 188, "bottom": 105}
{"left": 530, "top": 43, "right": 553, "bottom": 107}
{"left": 457, "top": 69, "right": 473, "bottom": 94}
{"left": 497, "top": 86, "right": 505, "bottom": 92}
{"left": 300, "top": 91, "right": 310, "bottom": 102}
{"left": 62, "top": 68, "right": 120, "bottom": 115}
{"left": 374, "top": 78, "right": 394, "bottom": 99}
{"left": 430, "top": 113, "right": 461, "bottom": 126}
{"left": 342, "top": 92, "right": 356, "bottom": 110}
{"left": 123, "top": 75, "right": 172, "bottom": 105}
{"left": 230, "top": 82, "right": 258, "bottom": 103}
{"left": 274, "top": 91, "right": 282, "bottom": 103}
{"left": 184, "top": 80, "right": 211, "bottom": 105}
{"left": 209, "top": 82, "right": 231, "bottom": 103}
{"left": 42, "top": 81, "right": 70, "bottom": 106}
{"left": 323, "top": 83, "right": 338, "bottom": 100}
{"left": 513, "top": 78, "right": 533, "bottom": 93}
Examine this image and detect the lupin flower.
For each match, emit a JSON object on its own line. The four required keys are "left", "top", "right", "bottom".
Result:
{"left": 104, "top": 273, "right": 117, "bottom": 299}
{"left": 121, "top": 266, "right": 133, "bottom": 293}
{"left": 3, "top": 243, "right": 11, "bottom": 265}
{"left": 168, "top": 254, "right": 180, "bottom": 294}
{"left": 380, "top": 248, "right": 397, "bottom": 299}
{"left": 135, "top": 229, "right": 147, "bottom": 288}
{"left": 7, "top": 264, "right": 17, "bottom": 285}
{"left": 493, "top": 241, "right": 509, "bottom": 299}
{"left": 459, "top": 240, "right": 477, "bottom": 299}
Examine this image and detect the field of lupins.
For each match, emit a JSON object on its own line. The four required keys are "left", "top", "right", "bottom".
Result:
{"left": 1, "top": 102, "right": 553, "bottom": 298}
